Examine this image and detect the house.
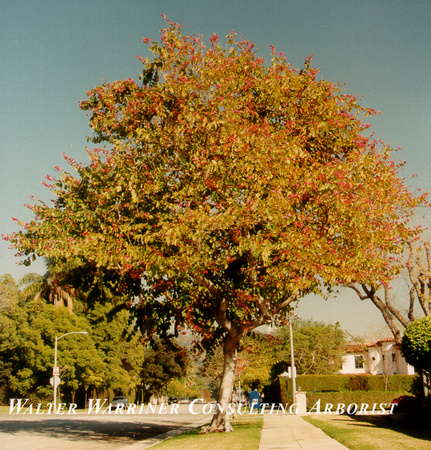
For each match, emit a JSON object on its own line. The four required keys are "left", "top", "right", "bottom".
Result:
{"left": 340, "top": 338, "right": 414, "bottom": 375}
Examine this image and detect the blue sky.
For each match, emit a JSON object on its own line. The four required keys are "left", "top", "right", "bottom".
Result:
{"left": 1, "top": 0, "right": 430, "bottom": 337}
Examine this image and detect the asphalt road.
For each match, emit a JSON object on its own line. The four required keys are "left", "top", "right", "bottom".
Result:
{"left": 0, "top": 404, "right": 211, "bottom": 449}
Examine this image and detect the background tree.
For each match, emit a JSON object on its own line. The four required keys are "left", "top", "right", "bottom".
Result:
{"left": 0, "top": 274, "right": 146, "bottom": 406}
{"left": 84, "top": 302, "right": 145, "bottom": 402}
{"left": 6, "top": 19, "right": 425, "bottom": 431}
{"left": 0, "top": 285, "right": 100, "bottom": 404}
{"left": 272, "top": 319, "right": 347, "bottom": 376}
{"left": 348, "top": 240, "right": 431, "bottom": 344}
{"left": 233, "top": 334, "right": 278, "bottom": 393}
{"left": 0, "top": 274, "right": 18, "bottom": 313}
{"left": 141, "top": 337, "right": 188, "bottom": 402}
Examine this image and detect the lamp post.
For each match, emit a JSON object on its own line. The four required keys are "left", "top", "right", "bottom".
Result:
{"left": 288, "top": 313, "right": 296, "bottom": 405}
{"left": 53, "top": 331, "right": 88, "bottom": 412}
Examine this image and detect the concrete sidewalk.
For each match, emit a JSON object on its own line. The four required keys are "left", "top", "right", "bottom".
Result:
{"left": 259, "top": 414, "right": 348, "bottom": 449}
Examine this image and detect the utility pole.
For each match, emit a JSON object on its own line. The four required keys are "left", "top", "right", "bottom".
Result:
{"left": 288, "top": 313, "right": 296, "bottom": 405}
{"left": 53, "top": 331, "right": 88, "bottom": 412}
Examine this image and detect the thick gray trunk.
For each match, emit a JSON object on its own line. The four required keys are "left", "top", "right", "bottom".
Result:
{"left": 201, "top": 335, "right": 238, "bottom": 433}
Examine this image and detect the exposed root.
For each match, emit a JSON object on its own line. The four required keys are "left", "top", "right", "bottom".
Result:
{"left": 200, "top": 420, "right": 234, "bottom": 433}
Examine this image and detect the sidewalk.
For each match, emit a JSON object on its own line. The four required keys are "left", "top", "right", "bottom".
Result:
{"left": 259, "top": 414, "right": 348, "bottom": 449}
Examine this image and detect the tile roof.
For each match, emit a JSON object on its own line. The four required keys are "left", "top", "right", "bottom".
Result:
{"left": 345, "top": 338, "right": 396, "bottom": 353}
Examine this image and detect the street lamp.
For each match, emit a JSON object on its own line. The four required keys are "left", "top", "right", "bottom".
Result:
{"left": 53, "top": 331, "right": 88, "bottom": 411}
{"left": 288, "top": 313, "right": 297, "bottom": 405}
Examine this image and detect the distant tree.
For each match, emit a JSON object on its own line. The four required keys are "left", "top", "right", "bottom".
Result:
{"left": 84, "top": 302, "right": 145, "bottom": 400}
{"left": 0, "top": 274, "right": 18, "bottom": 313}
{"left": 232, "top": 334, "right": 278, "bottom": 392}
{"left": 348, "top": 240, "right": 431, "bottom": 344}
{"left": 0, "top": 274, "right": 146, "bottom": 405}
{"left": 141, "top": 338, "right": 188, "bottom": 401}
{"left": 273, "top": 319, "right": 347, "bottom": 375}
{"left": 0, "top": 291, "right": 100, "bottom": 403}
{"left": 200, "top": 345, "right": 225, "bottom": 400}
{"left": 6, "top": 19, "right": 425, "bottom": 431}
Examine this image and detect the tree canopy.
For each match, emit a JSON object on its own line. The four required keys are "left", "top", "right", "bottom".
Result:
{"left": 0, "top": 274, "right": 149, "bottom": 406}
{"left": 273, "top": 318, "right": 347, "bottom": 376}
{"left": 5, "top": 18, "right": 425, "bottom": 431}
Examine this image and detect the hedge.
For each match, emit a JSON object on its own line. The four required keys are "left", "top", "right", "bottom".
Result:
{"left": 281, "top": 374, "right": 414, "bottom": 393}
{"left": 306, "top": 391, "right": 407, "bottom": 409}
{"left": 278, "top": 374, "right": 415, "bottom": 407}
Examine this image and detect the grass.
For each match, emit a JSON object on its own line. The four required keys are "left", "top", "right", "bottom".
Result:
{"left": 303, "top": 414, "right": 431, "bottom": 450}
{"left": 0, "top": 406, "right": 10, "bottom": 414}
{"left": 153, "top": 416, "right": 263, "bottom": 450}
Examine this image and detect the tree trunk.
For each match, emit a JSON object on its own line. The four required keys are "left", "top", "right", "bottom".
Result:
{"left": 201, "top": 334, "right": 239, "bottom": 433}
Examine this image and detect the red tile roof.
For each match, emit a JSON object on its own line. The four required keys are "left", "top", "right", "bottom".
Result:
{"left": 345, "top": 338, "right": 396, "bottom": 353}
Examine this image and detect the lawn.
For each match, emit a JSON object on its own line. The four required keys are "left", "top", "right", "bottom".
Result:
{"left": 153, "top": 416, "right": 263, "bottom": 450}
{"left": 304, "top": 414, "right": 431, "bottom": 450}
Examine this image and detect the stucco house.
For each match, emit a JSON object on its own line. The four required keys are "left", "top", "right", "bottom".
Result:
{"left": 340, "top": 338, "right": 414, "bottom": 375}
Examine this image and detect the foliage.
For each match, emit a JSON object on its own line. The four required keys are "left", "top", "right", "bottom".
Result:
{"left": 0, "top": 274, "right": 20, "bottom": 315}
{"left": 282, "top": 374, "right": 414, "bottom": 394}
{"left": 0, "top": 274, "right": 150, "bottom": 405}
{"left": 273, "top": 319, "right": 347, "bottom": 376}
{"left": 280, "top": 373, "right": 414, "bottom": 410}
{"left": 5, "top": 19, "right": 425, "bottom": 430}
{"left": 345, "top": 375, "right": 370, "bottom": 391}
{"left": 0, "top": 287, "right": 100, "bottom": 403}
{"left": 141, "top": 337, "right": 189, "bottom": 399}
{"left": 305, "top": 391, "right": 412, "bottom": 410}
{"left": 166, "top": 377, "right": 205, "bottom": 399}
{"left": 239, "top": 334, "right": 279, "bottom": 391}
{"left": 82, "top": 301, "right": 145, "bottom": 396}
{"left": 401, "top": 316, "right": 431, "bottom": 372}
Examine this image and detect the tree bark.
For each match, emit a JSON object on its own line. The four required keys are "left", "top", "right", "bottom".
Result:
{"left": 347, "top": 283, "right": 405, "bottom": 344}
{"left": 201, "top": 333, "right": 239, "bottom": 433}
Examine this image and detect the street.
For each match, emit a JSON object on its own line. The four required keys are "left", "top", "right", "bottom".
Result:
{"left": 0, "top": 404, "right": 210, "bottom": 449}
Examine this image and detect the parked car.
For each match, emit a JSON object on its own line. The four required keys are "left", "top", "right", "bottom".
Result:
{"left": 168, "top": 396, "right": 178, "bottom": 404}
{"left": 110, "top": 396, "right": 129, "bottom": 409}
{"left": 179, "top": 397, "right": 190, "bottom": 404}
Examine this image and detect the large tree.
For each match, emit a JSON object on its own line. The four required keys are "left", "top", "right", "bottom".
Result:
{"left": 6, "top": 19, "right": 425, "bottom": 431}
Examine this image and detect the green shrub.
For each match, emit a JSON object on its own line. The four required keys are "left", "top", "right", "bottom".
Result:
{"left": 345, "top": 375, "right": 370, "bottom": 391}
{"left": 278, "top": 374, "right": 415, "bottom": 403}
{"left": 306, "top": 391, "right": 406, "bottom": 410}
{"left": 282, "top": 374, "right": 414, "bottom": 393}
{"left": 402, "top": 317, "right": 431, "bottom": 372}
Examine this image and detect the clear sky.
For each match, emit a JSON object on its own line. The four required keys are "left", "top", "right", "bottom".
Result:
{"left": 1, "top": 0, "right": 430, "bottom": 338}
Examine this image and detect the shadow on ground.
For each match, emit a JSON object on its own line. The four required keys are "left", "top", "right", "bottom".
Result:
{"left": 0, "top": 419, "right": 177, "bottom": 445}
{"left": 348, "top": 414, "right": 431, "bottom": 442}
